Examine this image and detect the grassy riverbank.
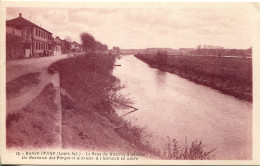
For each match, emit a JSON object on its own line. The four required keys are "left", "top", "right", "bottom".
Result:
{"left": 50, "top": 53, "right": 156, "bottom": 155}
{"left": 135, "top": 54, "right": 252, "bottom": 101}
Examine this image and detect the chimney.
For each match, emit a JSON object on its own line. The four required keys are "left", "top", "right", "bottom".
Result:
{"left": 19, "top": 13, "right": 22, "bottom": 17}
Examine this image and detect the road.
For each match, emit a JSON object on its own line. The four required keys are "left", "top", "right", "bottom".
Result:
{"left": 6, "top": 55, "right": 68, "bottom": 114}
{"left": 6, "top": 54, "right": 68, "bottom": 83}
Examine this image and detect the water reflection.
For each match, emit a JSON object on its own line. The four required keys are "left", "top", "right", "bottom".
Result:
{"left": 155, "top": 69, "right": 167, "bottom": 91}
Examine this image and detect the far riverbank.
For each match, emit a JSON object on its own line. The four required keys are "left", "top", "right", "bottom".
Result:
{"left": 135, "top": 54, "right": 252, "bottom": 101}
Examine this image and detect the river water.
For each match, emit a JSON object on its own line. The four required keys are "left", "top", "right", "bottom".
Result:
{"left": 113, "top": 55, "right": 252, "bottom": 160}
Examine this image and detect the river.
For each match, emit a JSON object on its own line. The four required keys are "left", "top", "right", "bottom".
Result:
{"left": 112, "top": 55, "right": 252, "bottom": 160}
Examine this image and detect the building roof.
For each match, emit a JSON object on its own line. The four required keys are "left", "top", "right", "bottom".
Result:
{"left": 6, "top": 14, "right": 52, "bottom": 34}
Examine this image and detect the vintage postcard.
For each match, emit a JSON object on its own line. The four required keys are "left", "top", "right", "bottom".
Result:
{"left": 0, "top": 1, "right": 260, "bottom": 165}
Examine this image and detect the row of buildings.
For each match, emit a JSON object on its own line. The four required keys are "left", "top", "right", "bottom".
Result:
{"left": 6, "top": 13, "right": 82, "bottom": 59}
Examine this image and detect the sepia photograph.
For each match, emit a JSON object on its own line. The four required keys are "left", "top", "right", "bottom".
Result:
{"left": 0, "top": 1, "right": 260, "bottom": 165}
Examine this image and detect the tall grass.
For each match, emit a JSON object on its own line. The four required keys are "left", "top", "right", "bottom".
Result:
{"left": 51, "top": 53, "right": 155, "bottom": 152}
{"left": 162, "top": 136, "right": 216, "bottom": 160}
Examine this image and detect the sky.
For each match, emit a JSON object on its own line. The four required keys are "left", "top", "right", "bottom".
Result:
{"left": 6, "top": 3, "right": 253, "bottom": 49}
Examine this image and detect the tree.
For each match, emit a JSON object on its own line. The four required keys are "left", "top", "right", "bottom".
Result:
{"left": 80, "top": 32, "right": 96, "bottom": 52}
{"left": 63, "top": 36, "right": 72, "bottom": 53}
{"left": 95, "top": 41, "right": 108, "bottom": 52}
{"left": 102, "top": 44, "right": 108, "bottom": 51}
{"left": 196, "top": 45, "right": 201, "bottom": 49}
{"left": 112, "top": 46, "right": 120, "bottom": 54}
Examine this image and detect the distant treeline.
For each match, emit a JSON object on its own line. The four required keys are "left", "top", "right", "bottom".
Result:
{"left": 189, "top": 47, "right": 252, "bottom": 57}
{"left": 121, "top": 47, "right": 252, "bottom": 57}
